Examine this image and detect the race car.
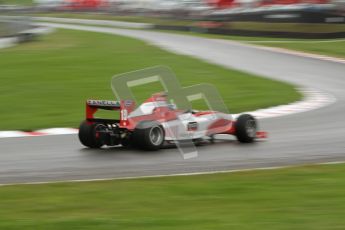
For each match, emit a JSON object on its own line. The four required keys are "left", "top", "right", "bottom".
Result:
{"left": 78, "top": 93, "right": 265, "bottom": 150}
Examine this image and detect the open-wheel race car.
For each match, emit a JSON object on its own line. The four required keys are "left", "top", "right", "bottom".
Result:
{"left": 78, "top": 93, "right": 266, "bottom": 150}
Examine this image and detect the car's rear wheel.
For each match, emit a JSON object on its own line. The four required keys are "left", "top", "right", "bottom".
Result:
{"left": 235, "top": 114, "right": 257, "bottom": 143}
{"left": 133, "top": 121, "right": 165, "bottom": 151}
{"left": 78, "top": 121, "right": 104, "bottom": 148}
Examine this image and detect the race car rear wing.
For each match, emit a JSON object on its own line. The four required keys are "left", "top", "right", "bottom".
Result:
{"left": 85, "top": 99, "right": 135, "bottom": 124}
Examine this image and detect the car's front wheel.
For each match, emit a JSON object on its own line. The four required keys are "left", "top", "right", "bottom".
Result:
{"left": 235, "top": 114, "right": 257, "bottom": 143}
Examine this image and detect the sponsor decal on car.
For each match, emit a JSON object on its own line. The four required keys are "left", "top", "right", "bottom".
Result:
{"left": 187, "top": 122, "right": 198, "bottom": 131}
{"left": 87, "top": 100, "right": 120, "bottom": 107}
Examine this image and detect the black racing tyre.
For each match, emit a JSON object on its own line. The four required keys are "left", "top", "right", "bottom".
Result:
{"left": 78, "top": 121, "right": 104, "bottom": 148}
{"left": 132, "top": 121, "right": 165, "bottom": 151}
{"left": 235, "top": 114, "right": 257, "bottom": 143}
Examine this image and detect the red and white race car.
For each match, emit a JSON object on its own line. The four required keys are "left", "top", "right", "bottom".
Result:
{"left": 78, "top": 93, "right": 265, "bottom": 150}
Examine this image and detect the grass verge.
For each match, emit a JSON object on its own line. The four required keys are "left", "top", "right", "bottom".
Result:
{"left": 0, "top": 0, "right": 33, "bottom": 5}
{"left": 1, "top": 163, "right": 345, "bottom": 229}
{"left": 0, "top": 29, "right": 300, "bottom": 130}
{"left": 33, "top": 13, "right": 192, "bottom": 26}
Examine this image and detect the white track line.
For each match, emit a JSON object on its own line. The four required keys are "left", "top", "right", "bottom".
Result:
{"left": 0, "top": 131, "right": 32, "bottom": 138}
{"left": 1, "top": 160, "right": 344, "bottom": 187}
{"left": 0, "top": 37, "right": 18, "bottom": 49}
{"left": 0, "top": 128, "right": 78, "bottom": 138}
{"left": 236, "top": 87, "right": 336, "bottom": 119}
{"left": 36, "top": 128, "right": 78, "bottom": 135}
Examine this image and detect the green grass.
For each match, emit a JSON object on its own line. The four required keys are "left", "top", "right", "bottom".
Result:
{"left": 0, "top": 0, "right": 33, "bottom": 5}
{"left": 1, "top": 163, "right": 345, "bottom": 229}
{"left": 33, "top": 12, "right": 194, "bottom": 25}
{"left": 0, "top": 29, "right": 300, "bottom": 130}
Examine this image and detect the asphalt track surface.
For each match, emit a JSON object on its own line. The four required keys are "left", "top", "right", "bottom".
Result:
{"left": 1, "top": 22, "right": 345, "bottom": 184}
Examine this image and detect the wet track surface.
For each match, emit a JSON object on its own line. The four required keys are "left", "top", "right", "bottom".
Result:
{"left": 1, "top": 22, "right": 345, "bottom": 184}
